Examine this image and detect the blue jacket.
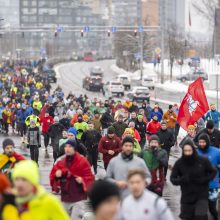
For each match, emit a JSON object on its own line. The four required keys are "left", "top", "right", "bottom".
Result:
{"left": 16, "top": 109, "right": 29, "bottom": 123}
{"left": 205, "top": 110, "right": 220, "bottom": 128}
{"left": 149, "top": 111, "right": 162, "bottom": 122}
{"left": 197, "top": 146, "right": 220, "bottom": 189}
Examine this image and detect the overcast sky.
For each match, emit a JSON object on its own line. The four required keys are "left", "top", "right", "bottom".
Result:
{"left": 187, "top": 0, "right": 211, "bottom": 36}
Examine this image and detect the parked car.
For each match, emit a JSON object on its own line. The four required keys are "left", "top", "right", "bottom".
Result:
{"left": 103, "top": 81, "right": 125, "bottom": 97}
{"left": 90, "top": 66, "right": 104, "bottom": 78}
{"left": 116, "top": 75, "right": 131, "bottom": 90}
{"left": 127, "top": 86, "right": 150, "bottom": 102}
{"left": 44, "top": 69, "right": 57, "bottom": 83}
{"left": 82, "top": 76, "right": 103, "bottom": 91}
{"left": 141, "top": 77, "right": 155, "bottom": 90}
{"left": 177, "top": 69, "right": 208, "bottom": 82}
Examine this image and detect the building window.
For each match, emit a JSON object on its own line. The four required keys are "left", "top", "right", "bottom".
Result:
{"left": 59, "top": 9, "right": 72, "bottom": 15}
{"left": 21, "top": 15, "right": 37, "bottom": 23}
{"left": 22, "top": 8, "right": 37, "bottom": 15}
{"left": 39, "top": 1, "right": 57, "bottom": 7}
{"left": 39, "top": 8, "right": 58, "bottom": 15}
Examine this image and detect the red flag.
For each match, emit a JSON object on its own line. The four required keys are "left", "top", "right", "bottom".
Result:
{"left": 177, "top": 78, "right": 209, "bottom": 130}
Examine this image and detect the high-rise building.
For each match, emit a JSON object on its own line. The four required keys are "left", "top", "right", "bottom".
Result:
{"left": 19, "top": 0, "right": 107, "bottom": 58}
{"left": 110, "top": 0, "right": 139, "bottom": 26}
{"left": 0, "top": 0, "right": 19, "bottom": 27}
{"left": 142, "top": 0, "right": 159, "bottom": 26}
{"left": 159, "top": 0, "right": 186, "bottom": 31}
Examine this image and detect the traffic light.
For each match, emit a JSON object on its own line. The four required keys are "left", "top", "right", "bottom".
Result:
{"left": 107, "top": 30, "right": 111, "bottom": 37}
{"left": 81, "top": 29, "right": 84, "bottom": 37}
{"left": 54, "top": 31, "right": 58, "bottom": 37}
{"left": 134, "top": 29, "right": 137, "bottom": 37}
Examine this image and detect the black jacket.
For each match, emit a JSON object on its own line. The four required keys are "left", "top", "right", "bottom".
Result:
{"left": 135, "top": 120, "right": 146, "bottom": 139}
{"left": 59, "top": 118, "right": 70, "bottom": 130}
{"left": 100, "top": 112, "right": 114, "bottom": 129}
{"left": 194, "top": 128, "right": 220, "bottom": 148}
{"left": 112, "top": 121, "right": 128, "bottom": 138}
{"left": 48, "top": 123, "right": 64, "bottom": 147}
{"left": 156, "top": 128, "right": 175, "bottom": 151}
{"left": 170, "top": 155, "right": 216, "bottom": 204}
{"left": 81, "top": 129, "right": 102, "bottom": 152}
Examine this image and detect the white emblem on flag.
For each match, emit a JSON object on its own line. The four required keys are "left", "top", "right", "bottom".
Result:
{"left": 186, "top": 94, "right": 199, "bottom": 116}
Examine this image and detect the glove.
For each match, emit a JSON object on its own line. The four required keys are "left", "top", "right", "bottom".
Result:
{"left": 38, "top": 145, "right": 41, "bottom": 148}
{"left": 26, "top": 144, "right": 30, "bottom": 149}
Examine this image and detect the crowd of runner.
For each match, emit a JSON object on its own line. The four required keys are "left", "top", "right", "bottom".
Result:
{"left": 0, "top": 60, "right": 220, "bottom": 220}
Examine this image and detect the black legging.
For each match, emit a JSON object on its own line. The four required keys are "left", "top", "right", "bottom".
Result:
{"left": 88, "top": 150, "right": 98, "bottom": 174}
{"left": 29, "top": 145, "right": 39, "bottom": 164}
{"left": 43, "top": 133, "right": 50, "bottom": 149}
{"left": 208, "top": 200, "right": 218, "bottom": 220}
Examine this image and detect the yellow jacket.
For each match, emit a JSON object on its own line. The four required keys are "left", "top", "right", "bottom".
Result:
{"left": 2, "top": 187, "right": 70, "bottom": 220}
{"left": 32, "top": 101, "right": 42, "bottom": 112}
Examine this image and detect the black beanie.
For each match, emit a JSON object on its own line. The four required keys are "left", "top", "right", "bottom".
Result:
{"left": 122, "top": 136, "right": 134, "bottom": 146}
{"left": 88, "top": 180, "right": 120, "bottom": 211}
{"left": 169, "top": 104, "right": 173, "bottom": 110}
{"left": 198, "top": 133, "right": 210, "bottom": 147}
{"left": 206, "top": 120, "right": 214, "bottom": 129}
{"left": 107, "top": 126, "right": 115, "bottom": 134}
{"left": 149, "top": 135, "right": 160, "bottom": 144}
{"left": 65, "top": 140, "right": 77, "bottom": 149}
{"left": 2, "top": 138, "right": 15, "bottom": 150}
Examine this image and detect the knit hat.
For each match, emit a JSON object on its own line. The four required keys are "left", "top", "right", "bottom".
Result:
{"left": 161, "top": 120, "right": 167, "bottom": 125}
{"left": 83, "top": 114, "right": 89, "bottom": 120}
{"left": 188, "top": 125, "right": 195, "bottom": 130}
{"left": 12, "top": 160, "right": 39, "bottom": 187}
{"left": 65, "top": 140, "right": 77, "bottom": 149}
{"left": 88, "top": 180, "right": 120, "bottom": 211}
{"left": 149, "top": 135, "right": 160, "bottom": 144}
{"left": 198, "top": 133, "right": 210, "bottom": 146}
{"left": 54, "top": 116, "right": 59, "bottom": 122}
{"left": 0, "top": 173, "right": 11, "bottom": 193}
{"left": 68, "top": 127, "right": 78, "bottom": 136}
{"left": 124, "top": 128, "right": 134, "bottom": 136}
{"left": 206, "top": 120, "right": 214, "bottom": 129}
{"left": 2, "top": 138, "right": 15, "bottom": 150}
{"left": 137, "top": 114, "right": 144, "bottom": 120}
{"left": 122, "top": 136, "right": 134, "bottom": 146}
{"left": 94, "top": 110, "right": 99, "bottom": 115}
{"left": 169, "top": 104, "right": 173, "bottom": 110}
{"left": 107, "top": 126, "right": 115, "bottom": 134}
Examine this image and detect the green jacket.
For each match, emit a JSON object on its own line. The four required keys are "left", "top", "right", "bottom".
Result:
{"left": 74, "top": 122, "right": 88, "bottom": 140}
{"left": 133, "top": 140, "right": 141, "bottom": 155}
{"left": 142, "top": 148, "right": 168, "bottom": 171}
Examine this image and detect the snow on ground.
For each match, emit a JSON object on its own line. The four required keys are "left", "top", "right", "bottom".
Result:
{"left": 155, "top": 80, "right": 218, "bottom": 99}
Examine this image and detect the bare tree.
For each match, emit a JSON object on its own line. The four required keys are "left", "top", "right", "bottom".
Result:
{"left": 192, "top": 0, "right": 218, "bottom": 25}
{"left": 166, "top": 24, "right": 185, "bottom": 82}
{"left": 113, "top": 31, "right": 156, "bottom": 71}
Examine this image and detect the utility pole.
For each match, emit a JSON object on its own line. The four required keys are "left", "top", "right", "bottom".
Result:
{"left": 160, "top": 0, "right": 165, "bottom": 84}
{"left": 138, "top": 0, "right": 144, "bottom": 81}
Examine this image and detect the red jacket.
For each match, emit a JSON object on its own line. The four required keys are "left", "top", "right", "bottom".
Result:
{"left": 41, "top": 116, "right": 54, "bottom": 133}
{"left": 147, "top": 120, "right": 161, "bottom": 135}
{"left": 98, "top": 135, "right": 121, "bottom": 165}
{"left": 133, "top": 128, "right": 141, "bottom": 142}
{"left": 50, "top": 152, "right": 94, "bottom": 202}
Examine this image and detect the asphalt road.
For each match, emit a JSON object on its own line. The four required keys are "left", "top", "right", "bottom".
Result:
{"left": 0, "top": 60, "right": 182, "bottom": 219}
{"left": 56, "top": 60, "right": 181, "bottom": 219}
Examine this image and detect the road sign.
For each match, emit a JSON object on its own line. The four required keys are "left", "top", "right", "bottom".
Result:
{"left": 111, "top": 26, "right": 117, "bottom": 33}
{"left": 155, "top": 47, "right": 161, "bottom": 55}
{"left": 84, "top": 26, "right": 90, "bottom": 33}
{"left": 57, "top": 26, "right": 64, "bottom": 33}
{"left": 138, "top": 26, "right": 144, "bottom": 32}
{"left": 135, "top": 52, "right": 141, "bottom": 60}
